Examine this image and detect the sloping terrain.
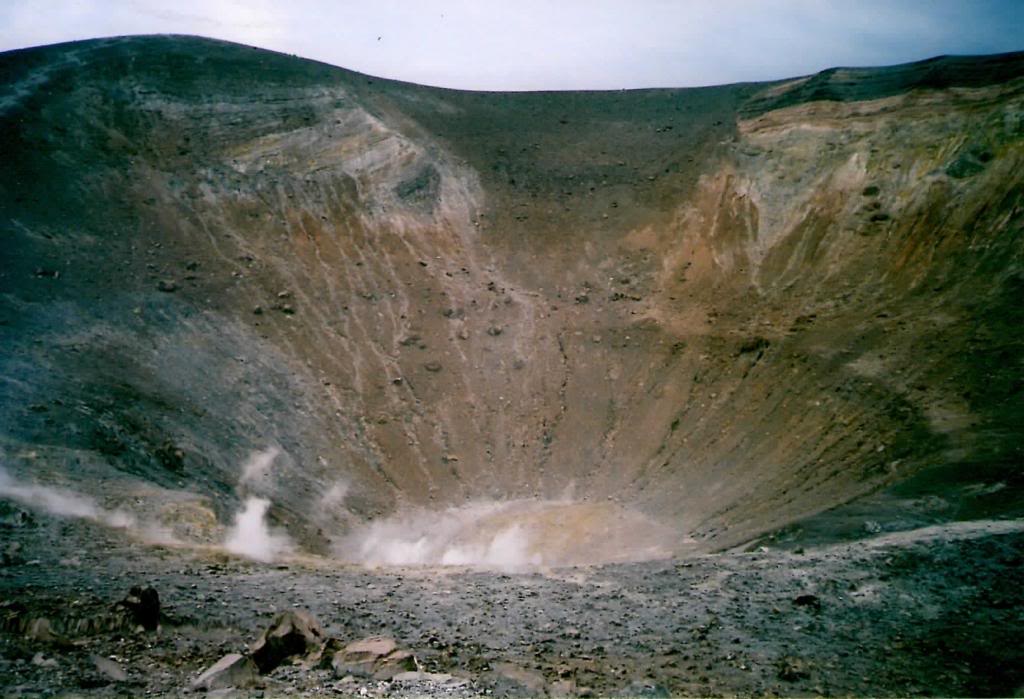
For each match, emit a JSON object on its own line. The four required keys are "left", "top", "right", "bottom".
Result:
{"left": 2, "top": 36, "right": 1021, "bottom": 556}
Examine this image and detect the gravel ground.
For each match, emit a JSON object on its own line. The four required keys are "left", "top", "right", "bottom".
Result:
{"left": 2, "top": 510, "right": 1023, "bottom": 697}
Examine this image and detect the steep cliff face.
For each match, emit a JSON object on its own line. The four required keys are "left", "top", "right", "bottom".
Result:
{"left": 1, "top": 36, "right": 1021, "bottom": 556}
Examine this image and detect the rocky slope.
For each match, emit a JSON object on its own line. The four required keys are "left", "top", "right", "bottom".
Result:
{"left": 1, "top": 36, "right": 1022, "bottom": 559}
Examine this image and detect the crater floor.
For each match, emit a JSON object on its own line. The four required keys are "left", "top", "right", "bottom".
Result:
{"left": 2, "top": 510, "right": 1023, "bottom": 696}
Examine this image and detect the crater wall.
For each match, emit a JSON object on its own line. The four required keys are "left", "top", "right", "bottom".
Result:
{"left": 1, "top": 37, "right": 1021, "bottom": 554}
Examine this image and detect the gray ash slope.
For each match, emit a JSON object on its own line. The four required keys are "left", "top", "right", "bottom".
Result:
{"left": 1, "top": 35, "right": 1024, "bottom": 696}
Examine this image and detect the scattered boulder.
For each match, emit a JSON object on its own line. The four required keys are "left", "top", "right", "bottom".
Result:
{"left": 191, "top": 653, "right": 259, "bottom": 691}
{"left": 777, "top": 656, "right": 811, "bottom": 682}
{"left": 25, "top": 617, "right": 59, "bottom": 643}
{"left": 155, "top": 441, "right": 185, "bottom": 472}
{"left": 737, "top": 336, "right": 770, "bottom": 355}
{"left": 424, "top": 361, "right": 443, "bottom": 372}
{"left": 946, "top": 146, "right": 993, "bottom": 179}
{"left": 331, "top": 636, "right": 416, "bottom": 679}
{"left": 31, "top": 652, "right": 58, "bottom": 668}
{"left": 116, "top": 585, "right": 161, "bottom": 631}
{"left": 92, "top": 655, "right": 128, "bottom": 682}
{"left": 2, "top": 541, "right": 25, "bottom": 566}
{"left": 250, "top": 609, "right": 326, "bottom": 673}
{"left": 489, "top": 662, "right": 547, "bottom": 696}
{"left": 792, "top": 594, "right": 822, "bottom": 611}
{"left": 0, "top": 502, "right": 34, "bottom": 529}
{"left": 550, "top": 678, "right": 577, "bottom": 697}
{"left": 157, "top": 280, "right": 178, "bottom": 292}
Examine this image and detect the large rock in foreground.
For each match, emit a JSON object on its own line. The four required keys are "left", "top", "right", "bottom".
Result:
{"left": 249, "top": 609, "right": 326, "bottom": 673}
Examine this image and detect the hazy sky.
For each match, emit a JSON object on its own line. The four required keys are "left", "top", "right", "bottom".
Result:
{"left": 1, "top": 1, "right": 1021, "bottom": 90}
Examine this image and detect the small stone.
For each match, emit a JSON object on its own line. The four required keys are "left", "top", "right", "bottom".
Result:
{"left": 792, "top": 594, "right": 821, "bottom": 611}
{"left": 2, "top": 540, "right": 24, "bottom": 569}
{"left": 31, "top": 652, "right": 57, "bottom": 668}
{"left": 778, "top": 656, "right": 811, "bottom": 682}
{"left": 491, "top": 662, "right": 547, "bottom": 694}
{"left": 191, "top": 653, "right": 259, "bottom": 690}
{"left": 25, "top": 618, "right": 57, "bottom": 643}
{"left": 487, "top": 326, "right": 503, "bottom": 336}
{"left": 157, "top": 280, "right": 178, "bottom": 292}
{"left": 424, "top": 361, "right": 443, "bottom": 372}
{"left": 92, "top": 655, "right": 127, "bottom": 682}
{"left": 550, "top": 679, "right": 576, "bottom": 697}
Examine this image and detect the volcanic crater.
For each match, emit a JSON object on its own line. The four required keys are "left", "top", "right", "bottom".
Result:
{"left": 1, "top": 36, "right": 1023, "bottom": 697}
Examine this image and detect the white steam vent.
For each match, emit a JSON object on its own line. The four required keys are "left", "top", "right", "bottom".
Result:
{"left": 0, "top": 465, "right": 135, "bottom": 529}
{"left": 223, "top": 448, "right": 294, "bottom": 563}
{"left": 335, "top": 499, "right": 684, "bottom": 571}
{"left": 224, "top": 496, "right": 293, "bottom": 563}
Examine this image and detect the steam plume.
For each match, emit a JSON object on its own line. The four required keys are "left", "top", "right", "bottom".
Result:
{"left": 239, "top": 446, "right": 280, "bottom": 490}
{"left": 224, "top": 496, "right": 292, "bottom": 562}
{"left": 0, "top": 466, "right": 135, "bottom": 529}
{"left": 222, "top": 448, "right": 293, "bottom": 562}
{"left": 337, "top": 502, "right": 542, "bottom": 571}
